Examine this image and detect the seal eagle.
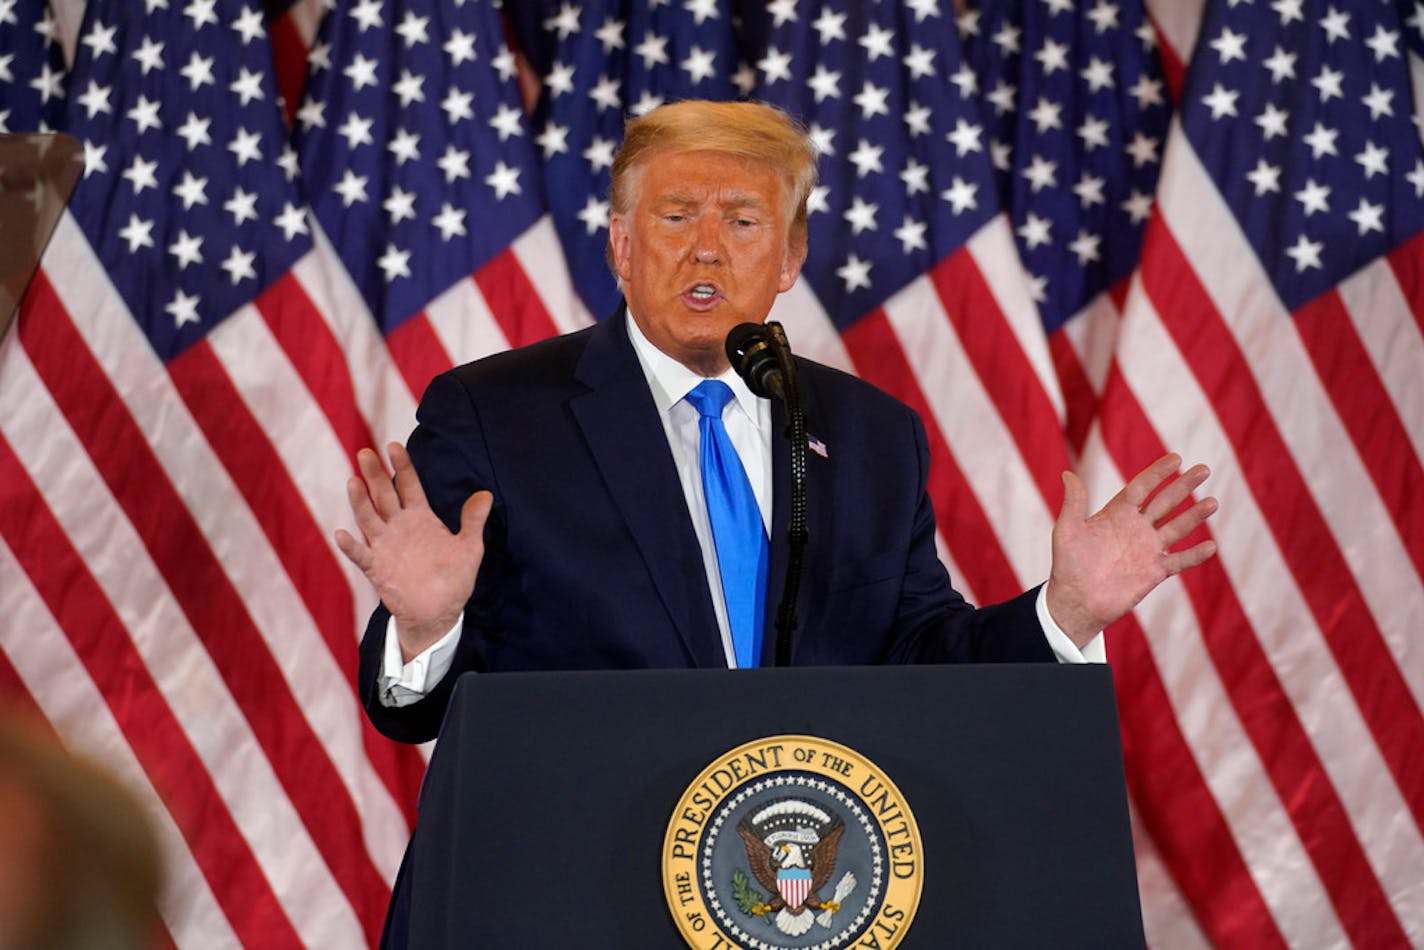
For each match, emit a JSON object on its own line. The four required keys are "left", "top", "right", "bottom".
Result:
{"left": 737, "top": 809, "right": 846, "bottom": 937}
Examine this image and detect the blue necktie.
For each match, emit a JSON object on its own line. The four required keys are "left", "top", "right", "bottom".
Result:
{"left": 685, "top": 380, "right": 768, "bottom": 669}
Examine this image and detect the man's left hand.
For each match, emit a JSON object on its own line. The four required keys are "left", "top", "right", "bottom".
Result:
{"left": 1046, "top": 453, "right": 1219, "bottom": 647}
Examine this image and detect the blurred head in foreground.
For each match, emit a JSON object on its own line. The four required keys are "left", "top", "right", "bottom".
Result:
{"left": 0, "top": 718, "right": 162, "bottom": 950}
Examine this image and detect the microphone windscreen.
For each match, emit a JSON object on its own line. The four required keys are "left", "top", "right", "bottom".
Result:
{"left": 724, "top": 323, "right": 783, "bottom": 399}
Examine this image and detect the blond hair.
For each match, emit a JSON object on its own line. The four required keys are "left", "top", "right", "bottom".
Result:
{"left": 608, "top": 100, "right": 819, "bottom": 252}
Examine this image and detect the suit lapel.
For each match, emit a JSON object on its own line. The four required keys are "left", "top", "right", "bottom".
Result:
{"left": 569, "top": 310, "right": 727, "bottom": 668}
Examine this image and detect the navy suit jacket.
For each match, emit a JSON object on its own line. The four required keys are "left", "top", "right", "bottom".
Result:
{"left": 359, "top": 311, "right": 1053, "bottom": 742}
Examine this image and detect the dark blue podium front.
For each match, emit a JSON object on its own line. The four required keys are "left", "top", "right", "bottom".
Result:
{"left": 392, "top": 664, "right": 1144, "bottom": 948}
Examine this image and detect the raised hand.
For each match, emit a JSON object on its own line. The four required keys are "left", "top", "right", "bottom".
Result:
{"left": 1045, "top": 454, "right": 1219, "bottom": 647}
{"left": 335, "top": 442, "right": 492, "bottom": 661}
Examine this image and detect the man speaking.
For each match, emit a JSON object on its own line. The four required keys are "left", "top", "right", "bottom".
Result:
{"left": 336, "top": 100, "right": 1218, "bottom": 745}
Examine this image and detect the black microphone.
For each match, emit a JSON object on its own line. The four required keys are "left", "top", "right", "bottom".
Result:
{"left": 725, "top": 322, "right": 785, "bottom": 400}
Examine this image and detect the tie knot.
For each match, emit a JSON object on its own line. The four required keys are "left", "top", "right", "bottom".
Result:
{"left": 686, "top": 379, "right": 735, "bottom": 419}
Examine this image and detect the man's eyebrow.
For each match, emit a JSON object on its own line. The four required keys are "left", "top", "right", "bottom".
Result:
{"left": 656, "top": 192, "right": 699, "bottom": 206}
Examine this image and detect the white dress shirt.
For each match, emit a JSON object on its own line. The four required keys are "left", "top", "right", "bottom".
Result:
{"left": 378, "top": 316, "right": 1102, "bottom": 706}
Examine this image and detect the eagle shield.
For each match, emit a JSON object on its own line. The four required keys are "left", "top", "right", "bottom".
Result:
{"left": 736, "top": 798, "right": 850, "bottom": 936}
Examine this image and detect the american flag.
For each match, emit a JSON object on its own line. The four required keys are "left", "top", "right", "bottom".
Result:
{"left": 293, "top": 0, "right": 590, "bottom": 397}
{"left": 957, "top": 0, "right": 1172, "bottom": 453}
{"left": 0, "top": 0, "right": 66, "bottom": 133}
{"left": 1085, "top": 1, "right": 1424, "bottom": 945}
{"left": 1, "top": 0, "right": 1420, "bottom": 947}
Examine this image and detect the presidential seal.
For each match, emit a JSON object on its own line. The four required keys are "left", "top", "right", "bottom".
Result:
{"left": 662, "top": 735, "right": 923, "bottom": 950}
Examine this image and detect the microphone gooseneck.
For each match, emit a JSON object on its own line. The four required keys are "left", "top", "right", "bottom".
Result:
{"left": 725, "top": 321, "right": 807, "bottom": 668}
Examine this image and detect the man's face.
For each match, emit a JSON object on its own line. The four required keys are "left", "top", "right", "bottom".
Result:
{"left": 609, "top": 149, "right": 806, "bottom": 376}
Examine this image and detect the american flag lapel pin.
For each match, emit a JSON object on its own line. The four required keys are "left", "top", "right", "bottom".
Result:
{"left": 807, "top": 434, "right": 829, "bottom": 459}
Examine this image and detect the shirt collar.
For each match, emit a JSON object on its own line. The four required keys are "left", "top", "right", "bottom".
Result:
{"left": 624, "top": 307, "right": 767, "bottom": 428}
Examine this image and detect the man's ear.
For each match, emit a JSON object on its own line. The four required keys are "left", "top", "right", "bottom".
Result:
{"left": 609, "top": 215, "right": 632, "bottom": 282}
{"left": 778, "top": 237, "right": 807, "bottom": 293}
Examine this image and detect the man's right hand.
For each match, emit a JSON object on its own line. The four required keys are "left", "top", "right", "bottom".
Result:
{"left": 335, "top": 442, "right": 492, "bottom": 662}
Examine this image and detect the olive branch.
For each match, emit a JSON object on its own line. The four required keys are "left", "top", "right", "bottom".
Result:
{"left": 731, "top": 869, "right": 774, "bottom": 924}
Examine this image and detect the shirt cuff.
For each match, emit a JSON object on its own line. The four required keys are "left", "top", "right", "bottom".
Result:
{"left": 377, "top": 615, "right": 464, "bottom": 707}
{"left": 1036, "top": 584, "right": 1106, "bottom": 664}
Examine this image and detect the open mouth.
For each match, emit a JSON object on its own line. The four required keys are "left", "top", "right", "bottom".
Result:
{"left": 684, "top": 282, "right": 719, "bottom": 303}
